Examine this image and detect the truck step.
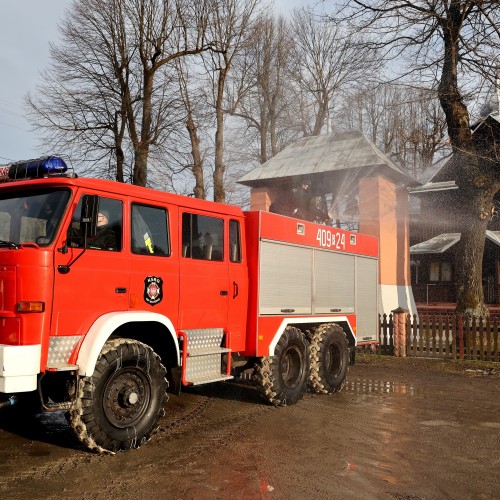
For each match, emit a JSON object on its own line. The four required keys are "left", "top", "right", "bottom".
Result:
{"left": 183, "top": 352, "right": 229, "bottom": 383}
{"left": 179, "top": 328, "right": 232, "bottom": 386}
{"left": 185, "top": 347, "right": 231, "bottom": 357}
{"left": 45, "top": 363, "right": 79, "bottom": 372}
{"left": 187, "top": 374, "right": 234, "bottom": 386}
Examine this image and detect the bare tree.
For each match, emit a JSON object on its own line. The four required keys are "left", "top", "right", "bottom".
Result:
{"left": 174, "top": 58, "right": 210, "bottom": 199}
{"left": 289, "top": 7, "right": 376, "bottom": 137}
{"left": 27, "top": 0, "right": 131, "bottom": 181}
{"left": 226, "top": 14, "right": 297, "bottom": 163}
{"left": 338, "top": 83, "right": 449, "bottom": 178}
{"left": 335, "top": 0, "right": 500, "bottom": 316}
{"left": 203, "top": 0, "right": 263, "bottom": 203}
{"left": 27, "top": 0, "right": 212, "bottom": 186}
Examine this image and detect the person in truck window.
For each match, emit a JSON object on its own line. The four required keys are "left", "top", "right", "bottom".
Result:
{"left": 88, "top": 210, "right": 117, "bottom": 250}
{"left": 40, "top": 201, "right": 59, "bottom": 239}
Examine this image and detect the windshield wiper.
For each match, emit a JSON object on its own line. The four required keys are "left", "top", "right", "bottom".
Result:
{"left": 0, "top": 240, "right": 19, "bottom": 249}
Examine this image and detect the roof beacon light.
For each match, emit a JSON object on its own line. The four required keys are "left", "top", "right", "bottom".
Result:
{"left": 0, "top": 156, "right": 68, "bottom": 182}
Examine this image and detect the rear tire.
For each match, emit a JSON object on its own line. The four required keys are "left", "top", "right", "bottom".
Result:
{"left": 253, "top": 326, "right": 309, "bottom": 406}
{"left": 308, "top": 324, "right": 349, "bottom": 394}
{"left": 69, "top": 339, "right": 167, "bottom": 452}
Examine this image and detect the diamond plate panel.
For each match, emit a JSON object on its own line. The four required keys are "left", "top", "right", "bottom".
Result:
{"left": 185, "top": 354, "right": 222, "bottom": 380}
{"left": 184, "top": 328, "right": 225, "bottom": 351}
{"left": 183, "top": 329, "right": 226, "bottom": 381}
{"left": 47, "top": 336, "right": 82, "bottom": 365}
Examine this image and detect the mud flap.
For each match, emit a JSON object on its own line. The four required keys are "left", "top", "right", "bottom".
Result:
{"left": 168, "top": 366, "right": 182, "bottom": 395}
{"left": 350, "top": 348, "right": 356, "bottom": 366}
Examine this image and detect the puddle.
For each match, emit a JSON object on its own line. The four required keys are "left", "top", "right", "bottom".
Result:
{"left": 36, "top": 411, "right": 70, "bottom": 435}
{"left": 345, "top": 379, "right": 416, "bottom": 396}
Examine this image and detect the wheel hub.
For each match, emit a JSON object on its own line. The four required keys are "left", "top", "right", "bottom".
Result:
{"left": 119, "top": 387, "right": 140, "bottom": 407}
{"left": 281, "top": 345, "right": 304, "bottom": 388}
{"left": 326, "top": 344, "right": 342, "bottom": 377}
{"left": 103, "top": 370, "right": 150, "bottom": 428}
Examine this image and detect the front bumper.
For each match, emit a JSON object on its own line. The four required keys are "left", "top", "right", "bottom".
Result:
{"left": 0, "top": 344, "right": 41, "bottom": 392}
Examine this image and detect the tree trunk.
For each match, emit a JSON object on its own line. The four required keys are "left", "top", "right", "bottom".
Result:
{"left": 114, "top": 109, "right": 127, "bottom": 183}
{"left": 186, "top": 113, "right": 205, "bottom": 199}
{"left": 437, "top": 17, "right": 490, "bottom": 317}
{"left": 312, "top": 91, "right": 329, "bottom": 136}
{"left": 116, "top": 146, "right": 125, "bottom": 183}
{"left": 454, "top": 177, "right": 491, "bottom": 317}
{"left": 213, "top": 68, "right": 227, "bottom": 203}
{"left": 132, "top": 70, "right": 155, "bottom": 187}
{"left": 133, "top": 144, "right": 149, "bottom": 187}
{"left": 260, "top": 107, "right": 268, "bottom": 164}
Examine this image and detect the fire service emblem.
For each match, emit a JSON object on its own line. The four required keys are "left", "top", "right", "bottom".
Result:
{"left": 144, "top": 276, "right": 163, "bottom": 305}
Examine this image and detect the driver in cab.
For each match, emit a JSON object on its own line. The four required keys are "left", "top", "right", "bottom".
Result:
{"left": 88, "top": 210, "right": 117, "bottom": 250}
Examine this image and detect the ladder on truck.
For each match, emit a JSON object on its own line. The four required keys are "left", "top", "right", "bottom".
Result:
{"left": 178, "top": 329, "right": 233, "bottom": 386}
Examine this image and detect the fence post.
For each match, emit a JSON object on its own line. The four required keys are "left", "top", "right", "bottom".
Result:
{"left": 392, "top": 307, "right": 408, "bottom": 357}
{"left": 457, "top": 314, "right": 464, "bottom": 360}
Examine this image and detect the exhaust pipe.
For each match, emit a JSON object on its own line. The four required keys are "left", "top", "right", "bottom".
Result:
{"left": 0, "top": 395, "right": 17, "bottom": 409}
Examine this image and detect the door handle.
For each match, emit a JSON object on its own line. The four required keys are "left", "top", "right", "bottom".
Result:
{"left": 220, "top": 290, "right": 228, "bottom": 296}
{"left": 115, "top": 287, "right": 127, "bottom": 294}
{"left": 233, "top": 281, "right": 239, "bottom": 299}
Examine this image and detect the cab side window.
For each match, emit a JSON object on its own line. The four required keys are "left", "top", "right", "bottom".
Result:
{"left": 182, "top": 213, "right": 223, "bottom": 261}
{"left": 131, "top": 204, "right": 170, "bottom": 256}
{"left": 229, "top": 220, "right": 242, "bottom": 263}
{"left": 69, "top": 196, "right": 122, "bottom": 251}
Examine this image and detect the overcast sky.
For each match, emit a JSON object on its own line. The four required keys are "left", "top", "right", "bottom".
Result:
{"left": 0, "top": 0, "right": 322, "bottom": 165}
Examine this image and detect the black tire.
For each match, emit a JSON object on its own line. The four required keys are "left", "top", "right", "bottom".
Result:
{"left": 308, "top": 324, "right": 349, "bottom": 394}
{"left": 253, "top": 326, "right": 309, "bottom": 406}
{"left": 69, "top": 339, "right": 168, "bottom": 453}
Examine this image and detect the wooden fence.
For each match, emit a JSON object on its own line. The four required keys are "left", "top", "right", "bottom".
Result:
{"left": 372, "top": 313, "right": 500, "bottom": 362}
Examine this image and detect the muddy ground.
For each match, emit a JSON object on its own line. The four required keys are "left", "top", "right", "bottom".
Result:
{"left": 0, "top": 356, "right": 499, "bottom": 500}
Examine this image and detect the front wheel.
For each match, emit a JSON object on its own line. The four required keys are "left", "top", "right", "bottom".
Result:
{"left": 308, "top": 324, "right": 349, "bottom": 394}
{"left": 69, "top": 339, "right": 168, "bottom": 452}
{"left": 253, "top": 326, "right": 309, "bottom": 406}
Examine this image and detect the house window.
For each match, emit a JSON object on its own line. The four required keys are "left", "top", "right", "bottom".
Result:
{"left": 429, "top": 261, "right": 452, "bottom": 282}
{"left": 441, "top": 262, "right": 452, "bottom": 282}
{"left": 430, "top": 262, "right": 440, "bottom": 281}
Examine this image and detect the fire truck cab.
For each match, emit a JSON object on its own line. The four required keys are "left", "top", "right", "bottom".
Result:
{"left": 0, "top": 157, "right": 379, "bottom": 452}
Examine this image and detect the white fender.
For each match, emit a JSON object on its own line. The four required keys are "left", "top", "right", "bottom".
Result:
{"left": 76, "top": 311, "right": 179, "bottom": 377}
{"left": 268, "top": 316, "right": 355, "bottom": 356}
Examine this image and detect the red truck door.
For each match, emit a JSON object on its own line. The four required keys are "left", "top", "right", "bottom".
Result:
{"left": 178, "top": 211, "right": 229, "bottom": 330}
{"left": 227, "top": 219, "right": 248, "bottom": 351}
{"left": 52, "top": 195, "right": 129, "bottom": 339}
{"left": 128, "top": 202, "right": 179, "bottom": 322}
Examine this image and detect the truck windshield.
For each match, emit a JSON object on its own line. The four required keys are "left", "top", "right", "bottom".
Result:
{"left": 0, "top": 188, "right": 71, "bottom": 246}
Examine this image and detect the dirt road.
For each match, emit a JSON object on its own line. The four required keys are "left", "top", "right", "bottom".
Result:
{"left": 1, "top": 357, "right": 499, "bottom": 499}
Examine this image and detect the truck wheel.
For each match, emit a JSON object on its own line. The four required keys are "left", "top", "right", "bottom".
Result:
{"left": 69, "top": 339, "right": 167, "bottom": 453}
{"left": 308, "top": 324, "right": 349, "bottom": 394}
{"left": 253, "top": 326, "right": 309, "bottom": 406}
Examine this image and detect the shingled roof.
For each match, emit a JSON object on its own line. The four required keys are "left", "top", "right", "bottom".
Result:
{"left": 415, "top": 83, "right": 500, "bottom": 190}
{"left": 238, "top": 130, "right": 418, "bottom": 189}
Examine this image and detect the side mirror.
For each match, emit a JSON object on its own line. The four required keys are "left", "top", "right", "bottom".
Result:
{"left": 80, "top": 195, "right": 99, "bottom": 239}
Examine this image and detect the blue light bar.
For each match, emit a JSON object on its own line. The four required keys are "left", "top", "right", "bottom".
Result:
{"left": 0, "top": 156, "right": 68, "bottom": 181}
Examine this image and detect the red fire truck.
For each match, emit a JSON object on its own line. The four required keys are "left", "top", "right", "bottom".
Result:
{"left": 0, "top": 156, "right": 378, "bottom": 452}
